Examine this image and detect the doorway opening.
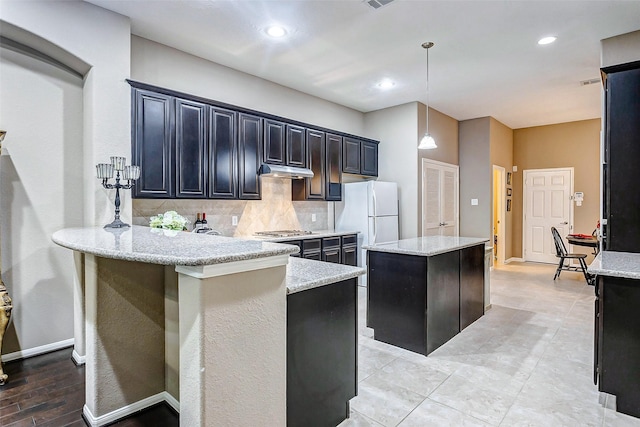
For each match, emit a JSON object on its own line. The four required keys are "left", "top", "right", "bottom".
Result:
{"left": 492, "top": 166, "right": 506, "bottom": 266}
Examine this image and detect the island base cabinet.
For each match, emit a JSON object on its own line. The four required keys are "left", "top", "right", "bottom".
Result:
{"left": 367, "top": 251, "right": 428, "bottom": 354}
{"left": 287, "top": 279, "right": 357, "bottom": 427}
{"left": 367, "top": 244, "right": 484, "bottom": 356}
{"left": 597, "top": 276, "right": 640, "bottom": 418}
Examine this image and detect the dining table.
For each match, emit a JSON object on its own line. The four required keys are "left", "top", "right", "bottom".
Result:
{"left": 567, "top": 233, "right": 600, "bottom": 255}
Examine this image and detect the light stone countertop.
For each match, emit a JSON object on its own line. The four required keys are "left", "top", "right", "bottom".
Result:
{"left": 363, "top": 236, "right": 489, "bottom": 257}
{"left": 588, "top": 251, "right": 640, "bottom": 279}
{"left": 52, "top": 225, "right": 299, "bottom": 266}
{"left": 250, "top": 229, "right": 359, "bottom": 242}
{"left": 286, "top": 257, "right": 365, "bottom": 294}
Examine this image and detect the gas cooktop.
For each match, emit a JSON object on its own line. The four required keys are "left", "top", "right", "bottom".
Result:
{"left": 254, "top": 230, "right": 314, "bottom": 238}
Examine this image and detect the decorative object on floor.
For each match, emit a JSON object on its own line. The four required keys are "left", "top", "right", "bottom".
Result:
{"left": 418, "top": 41, "right": 437, "bottom": 150}
{"left": 149, "top": 211, "right": 189, "bottom": 232}
{"left": 506, "top": 199, "right": 511, "bottom": 211}
{"left": 507, "top": 172, "right": 512, "bottom": 185}
{"left": 96, "top": 156, "right": 140, "bottom": 228}
{"left": 0, "top": 129, "right": 12, "bottom": 385}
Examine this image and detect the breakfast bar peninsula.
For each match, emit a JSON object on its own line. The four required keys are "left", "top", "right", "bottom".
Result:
{"left": 52, "top": 225, "right": 299, "bottom": 426}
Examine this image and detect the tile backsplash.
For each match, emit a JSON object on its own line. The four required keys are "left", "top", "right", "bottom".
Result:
{"left": 132, "top": 178, "right": 332, "bottom": 237}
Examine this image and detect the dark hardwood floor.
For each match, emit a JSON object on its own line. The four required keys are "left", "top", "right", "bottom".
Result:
{"left": 0, "top": 347, "right": 179, "bottom": 426}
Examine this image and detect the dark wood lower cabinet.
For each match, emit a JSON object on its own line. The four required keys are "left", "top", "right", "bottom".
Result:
{"left": 367, "top": 244, "right": 485, "bottom": 356}
{"left": 460, "top": 245, "right": 485, "bottom": 330}
{"left": 595, "top": 275, "right": 640, "bottom": 418}
{"left": 287, "top": 279, "right": 357, "bottom": 427}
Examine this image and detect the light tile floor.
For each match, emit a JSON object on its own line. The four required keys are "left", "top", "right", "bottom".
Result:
{"left": 339, "top": 262, "right": 640, "bottom": 427}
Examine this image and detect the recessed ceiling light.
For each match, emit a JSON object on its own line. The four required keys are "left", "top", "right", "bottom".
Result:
{"left": 377, "top": 79, "right": 395, "bottom": 90}
{"left": 266, "top": 26, "right": 287, "bottom": 38}
{"left": 538, "top": 36, "right": 557, "bottom": 45}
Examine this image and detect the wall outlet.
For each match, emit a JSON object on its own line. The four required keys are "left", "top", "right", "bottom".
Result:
{"left": 311, "top": 214, "right": 317, "bottom": 222}
{"left": 232, "top": 216, "right": 238, "bottom": 226}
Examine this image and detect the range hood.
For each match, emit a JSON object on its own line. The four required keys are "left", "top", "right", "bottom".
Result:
{"left": 259, "top": 164, "right": 314, "bottom": 179}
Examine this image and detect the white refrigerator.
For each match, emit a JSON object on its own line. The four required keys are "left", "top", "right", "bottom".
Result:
{"left": 335, "top": 181, "right": 399, "bottom": 286}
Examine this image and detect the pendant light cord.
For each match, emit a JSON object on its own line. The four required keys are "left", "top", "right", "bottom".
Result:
{"left": 422, "top": 42, "right": 434, "bottom": 135}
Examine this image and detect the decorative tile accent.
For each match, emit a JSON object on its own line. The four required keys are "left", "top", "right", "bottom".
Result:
{"left": 132, "top": 178, "right": 330, "bottom": 237}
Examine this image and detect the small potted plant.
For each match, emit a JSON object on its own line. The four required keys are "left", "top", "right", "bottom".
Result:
{"left": 149, "top": 211, "right": 190, "bottom": 236}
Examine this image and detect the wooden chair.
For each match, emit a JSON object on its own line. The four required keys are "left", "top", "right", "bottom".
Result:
{"left": 551, "top": 227, "right": 594, "bottom": 285}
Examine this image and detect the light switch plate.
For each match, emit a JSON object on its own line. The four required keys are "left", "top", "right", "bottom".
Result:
{"left": 232, "top": 216, "right": 238, "bottom": 226}
{"left": 312, "top": 214, "right": 317, "bottom": 222}
{"left": 471, "top": 199, "right": 479, "bottom": 206}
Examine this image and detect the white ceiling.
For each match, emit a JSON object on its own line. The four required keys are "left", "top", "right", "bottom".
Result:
{"left": 85, "top": 0, "right": 640, "bottom": 129}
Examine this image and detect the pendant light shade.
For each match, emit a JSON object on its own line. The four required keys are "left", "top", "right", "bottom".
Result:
{"left": 418, "top": 133, "right": 437, "bottom": 150}
{"left": 419, "top": 41, "right": 437, "bottom": 150}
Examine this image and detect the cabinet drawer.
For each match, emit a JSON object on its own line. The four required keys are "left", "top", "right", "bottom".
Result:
{"left": 286, "top": 240, "right": 302, "bottom": 256}
{"left": 323, "top": 248, "right": 341, "bottom": 264}
{"left": 302, "top": 238, "right": 322, "bottom": 252}
{"left": 342, "top": 234, "right": 357, "bottom": 247}
{"left": 323, "top": 237, "right": 341, "bottom": 249}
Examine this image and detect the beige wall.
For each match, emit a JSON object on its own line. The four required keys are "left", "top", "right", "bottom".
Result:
{"left": 364, "top": 102, "right": 419, "bottom": 238}
{"left": 459, "top": 118, "right": 491, "bottom": 238}
{"left": 490, "top": 118, "right": 514, "bottom": 259}
{"left": 601, "top": 30, "right": 640, "bottom": 68}
{"left": 364, "top": 102, "right": 459, "bottom": 239}
{"left": 512, "top": 119, "right": 601, "bottom": 259}
{"left": 132, "top": 36, "right": 365, "bottom": 138}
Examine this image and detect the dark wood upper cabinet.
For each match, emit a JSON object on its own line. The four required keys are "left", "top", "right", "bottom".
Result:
{"left": 603, "top": 64, "right": 640, "bottom": 252}
{"left": 293, "top": 129, "right": 325, "bottom": 200}
{"left": 342, "top": 137, "right": 378, "bottom": 177}
{"left": 325, "top": 133, "right": 342, "bottom": 201}
{"left": 209, "top": 107, "right": 237, "bottom": 199}
{"left": 238, "top": 113, "right": 262, "bottom": 200}
{"left": 361, "top": 140, "right": 379, "bottom": 177}
{"left": 286, "top": 124, "right": 306, "bottom": 167}
{"left": 132, "top": 89, "right": 174, "bottom": 198}
{"left": 342, "top": 137, "right": 360, "bottom": 175}
{"left": 129, "top": 81, "right": 379, "bottom": 201}
{"left": 175, "top": 98, "right": 208, "bottom": 198}
{"left": 263, "top": 119, "right": 286, "bottom": 165}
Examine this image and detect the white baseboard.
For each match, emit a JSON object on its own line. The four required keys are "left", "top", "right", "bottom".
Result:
{"left": 164, "top": 391, "right": 180, "bottom": 413}
{"left": 1, "top": 338, "right": 74, "bottom": 363}
{"left": 83, "top": 392, "right": 176, "bottom": 426}
{"left": 72, "top": 349, "right": 86, "bottom": 366}
{"left": 505, "top": 257, "right": 524, "bottom": 264}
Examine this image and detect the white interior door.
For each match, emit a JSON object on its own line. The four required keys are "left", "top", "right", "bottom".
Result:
{"left": 422, "top": 159, "right": 459, "bottom": 237}
{"left": 523, "top": 168, "right": 573, "bottom": 264}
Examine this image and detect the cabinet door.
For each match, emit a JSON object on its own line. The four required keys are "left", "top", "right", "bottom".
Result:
{"left": 342, "top": 137, "right": 360, "bottom": 174}
{"left": 459, "top": 245, "right": 484, "bottom": 330}
{"left": 361, "top": 140, "right": 379, "bottom": 176}
{"left": 306, "top": 129, "right": 326, "bottom": 199}
{"left": 342, "top": 245, "right": 357, "bottom": 266}
{"left": 325, "top": 133, "right": 342, "bottom": 201}
{"left": 175, "top": 98, "right": 207, "bottom": 198}
{"left": 264, "top": 119, "right": 285, "bottom": 165}
{"left": 209, "top": 107, "right": 237, "bottom": 199}
{"left": 132, "top": 89, "right": 174, "bottom": 198}
{"left": 238, "top": 113, "right": 262, "bottom": 200}
{"left": 605, "top": 67, "right": 640, "bottom": 252}
{"left": 286, "top": 124, "right": 306, "bottom": 167}
{"left": 426, "top": 251, "right": 460, "bottom": 355}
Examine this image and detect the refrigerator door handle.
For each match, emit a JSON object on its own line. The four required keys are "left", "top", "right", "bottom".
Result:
{"left": 372, "top": 188, "right": 377, "bottom": 217}
{"left": 372, "top": 218, "right": 377, "bottom": 244}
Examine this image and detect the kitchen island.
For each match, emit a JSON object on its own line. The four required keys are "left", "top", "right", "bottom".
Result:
{"left": 588, "top": 251, "right": 640, "bottom": 418}
{"left": 364, "top": 236, "right": 488, "bottom": 356}
{"left": 52, "top": 226, "right": 364, "bottom": 427}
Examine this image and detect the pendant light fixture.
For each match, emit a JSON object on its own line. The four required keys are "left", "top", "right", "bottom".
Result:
{"left": 418, "top": 41, "right": 437, "bottom": 150}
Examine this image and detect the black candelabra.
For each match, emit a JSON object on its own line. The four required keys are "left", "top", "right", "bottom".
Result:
{"left": 96, "top": 156, "right": 140, "bottom": 228}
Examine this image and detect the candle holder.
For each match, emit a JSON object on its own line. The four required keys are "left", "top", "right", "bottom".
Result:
{"left": 96, "top": 156, "right": 140, "bottom": 229}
